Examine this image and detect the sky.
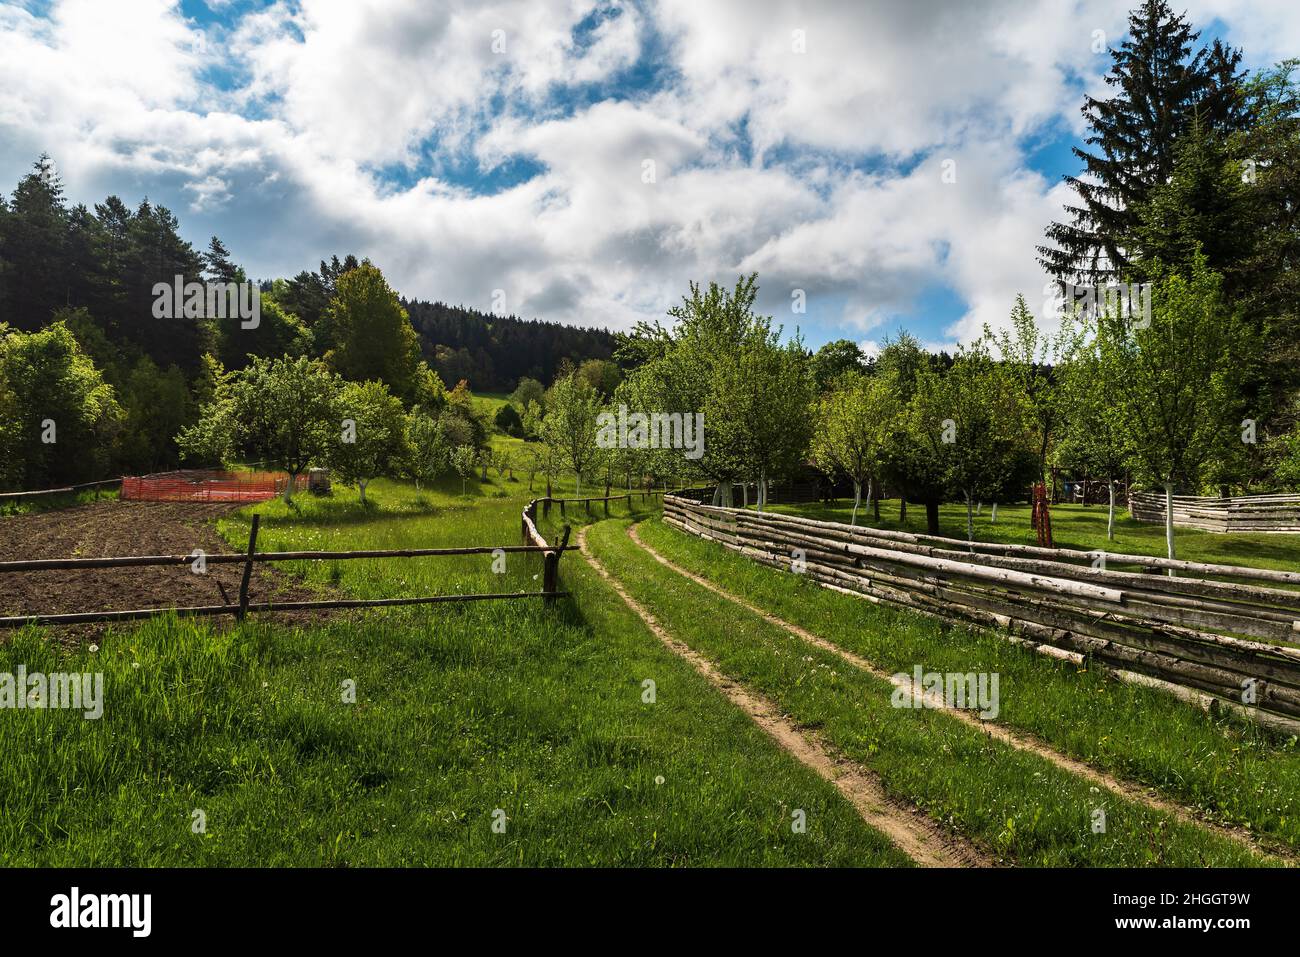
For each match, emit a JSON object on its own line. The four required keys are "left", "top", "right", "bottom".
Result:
{"left": 1, "top": 0, "right": 1298, "bottom": 354}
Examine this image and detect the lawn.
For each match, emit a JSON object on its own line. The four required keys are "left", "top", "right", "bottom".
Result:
{"left": 635, "top": 515, "right": 1300, "bottom": 854}
{"left": 0, "top": 475, "right": 908, "bottom": 866}
{"left": 584, "top": 518, "right": 1263, "bottom": 866}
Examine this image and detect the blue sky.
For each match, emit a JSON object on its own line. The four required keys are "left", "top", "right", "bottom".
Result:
{"left": 1, "top": 0, "right": 1295, "bottom": 353}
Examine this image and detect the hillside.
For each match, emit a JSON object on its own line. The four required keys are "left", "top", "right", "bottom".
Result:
{"left": 404, "top": 299, "right": 619, "bottom": 392}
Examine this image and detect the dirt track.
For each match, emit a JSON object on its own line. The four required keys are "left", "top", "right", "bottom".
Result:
{"left": 626, "top": 522, "right": 1291, "bottom": 865}
{"left": 578, "top": 524, "right": 992, "bottom": 868}
{"left": 0, "top": 500, "right": 322, "bottom": 642}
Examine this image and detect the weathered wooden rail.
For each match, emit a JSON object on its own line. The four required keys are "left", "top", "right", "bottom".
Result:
{"left": 1129, "top": 490, "right": 1300, "bottom": 533}
{"left": 665, "top": 491, "right": 1300, "bottom": 732}
{"left": 0, "top": 478, "right": 121, "bottom": 502}
{"left": 539, "top": 489, "right": 665, "bottom": 518}
{"left": 1, "top": 503, "right": 574, "bottom": 628}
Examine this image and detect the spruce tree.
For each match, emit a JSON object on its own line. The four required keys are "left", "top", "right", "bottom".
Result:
{"left": 1038, "top": 0, "right": 1247, "bottom": 284}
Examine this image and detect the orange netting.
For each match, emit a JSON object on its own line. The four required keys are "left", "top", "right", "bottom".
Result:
{"left": 120, "top": 470, "right": 307, "bottom": 503}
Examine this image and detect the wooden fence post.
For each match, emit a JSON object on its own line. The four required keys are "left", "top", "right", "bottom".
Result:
{"left": 237, "top": 514, "right": 260, "bottom": 621}
{"left": 543, "top": 525, "right": 571, "bottom": 604}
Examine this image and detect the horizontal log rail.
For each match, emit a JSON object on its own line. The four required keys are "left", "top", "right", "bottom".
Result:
{"left": 1, "top": 502, "right": 573, "bottom": 628}
{"left": 0, "top": 478, "right": 122, "bottom": 501}
{"left": 0, "top": 592, "right": 567, "bottom": 629}
{"left": 1128, "top": 490, "right": 1300, "bottom": 533}
{"left": 665, "top": 489, "right": 1300, "bottom": 730}
{"left": 539, "top": 489, "right": 666, "bottom": 518}
{"left": 0, "top": 544, "right": 577, "bottom": 574}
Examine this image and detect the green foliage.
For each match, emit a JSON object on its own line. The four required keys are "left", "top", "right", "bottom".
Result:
{"left": 576, "top": 357, "right": 622, "bottom": 397}
{"left": 619, "top": 274, "right": 810, "bottom": 499}
{"left": 911, "top": 338, "right": 1033, "bottom": 538}
{"left": 510, "top": 376, "right": 546, "bottom": 411}
{"left": 115, "top": 356, "right": 193, "bottom": 474}
{"left": 988, "top": 295, "right": 1069, "bottom": 483}
{"left": 811, "top": 371, "right": 901, "bottom": 523}
{"left": 321, "top": 262, "right": 425, "bottom": 404}
{"left": 810, "top": 338, "right": 869, "bottom": 391}
{"left": 707, "top": 333, "right": 815, "bottom": 508}
{"left": 1039, "top": 0, "right": 1248, "bottom": 283}
{"left": 178, "top": 355, "right": 343, "bottom": 500}
{"left": 328, "top": 380, "right": 408, "bottom": 503}
{"left": 449, "top": 444, "right": 478, "bottom": 494}
{"left": 540, "top": 371, "right": 602, "bottom": 493}
{"left": 493, "top": 401, "right": 523, "bottom": 436}
{"left": 403, "top": 407, "right": 450, "bottom": 486}
{"left": 0, "top": 320, "right": 121, "bottom": 490}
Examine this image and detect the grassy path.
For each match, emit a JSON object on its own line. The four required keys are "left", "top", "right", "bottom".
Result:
{"left": 636, "top": 514, "right": 1300, "bottom": 856}
{"left": 628, "top": 521, "right": 1291, "bottom": 863}
{"left": 584, "top": 517, "right": 1267, "bottom": 866}
{"left": 578, "top": 525, "right": 990, "bottom": 867}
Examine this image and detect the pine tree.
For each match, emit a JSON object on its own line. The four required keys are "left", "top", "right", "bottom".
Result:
{"left": 0, "top": 154, "right": 70, "bottom": 329}
{"left": 1038, "top": 0, "right": 1247, "bottom": 284}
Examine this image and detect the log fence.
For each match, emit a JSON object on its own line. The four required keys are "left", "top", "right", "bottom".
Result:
{"left": 665, "top": 490, "right": 1300, "bottom": 732}
{"left": 1129, "top": 490, "right": 1300, "bottom": 533}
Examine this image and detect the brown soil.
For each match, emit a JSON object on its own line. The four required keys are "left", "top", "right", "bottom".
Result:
{"left": 579, "top": 525, "right": 992, "bottom": 868}
{"left": 627, "top": 522, "right": 1292, "bottom": 866}
{"left": 0, "top": 500, "right": 324, "bottom": 643}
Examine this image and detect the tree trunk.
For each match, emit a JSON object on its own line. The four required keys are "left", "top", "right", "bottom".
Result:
{"left": 719, "top": 481, "right": 734, "bottom": 507}
{"left": 991, "top": 501, "right": 998, "bottom": 525}
{"left": 900, "top": 495, "right": 907, "bottom": 523}
{"left": 1107, "top": 479, "right": 1116, "bottom": 541}
{"left": 359, "top": 479, "right": 367, "bottom": 504}
{"left": 873, "top": 488, "right": 881, "bottom": 522}
{"left": 283, "top": 471, "right": 297, "bottom": 505}
{"left": 964, "top": 491, "right": 974, "bottom": 542}
{"left": 851, "top": 479, "right": 861, "bottom": 526}
{"left": 742, "top": 482, "right": 749, "bottom": 507}
{"left": 757, "top": 468, "right": 767, "bottom": 512}
{"left": 925, "top": 499, "right": 939, "bottom": 534}
{"left": 1165, "top": 482, "right": 1177, "bottom": 573}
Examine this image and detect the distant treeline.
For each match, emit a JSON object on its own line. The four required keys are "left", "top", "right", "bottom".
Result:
{"left": 404, "top": 299, "right": 618, "bottom": 394}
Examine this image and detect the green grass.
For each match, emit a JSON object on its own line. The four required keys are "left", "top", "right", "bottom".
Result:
{"left": 586, "top": 518, "right": 1266, "bottom": 867}
{"left": 0, "top": 478, "right": 908, "bottom": 866}
{"left": 771, "top": 497, "right": 1300, "bottom": 574}
{"left": 638, "top": 517, "right": 1300, "bottom": 852}
{"left": 0, "top": 486, "right": 119, "bottom": 517}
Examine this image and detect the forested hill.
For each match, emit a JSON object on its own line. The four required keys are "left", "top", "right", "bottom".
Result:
{"left": 404, "top": 299, "right": 618, "bottom": 393}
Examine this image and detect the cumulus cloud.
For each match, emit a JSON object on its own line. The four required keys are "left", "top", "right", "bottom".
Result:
{"left": 0, "top": 0, "right": 1294, "bottom": 347}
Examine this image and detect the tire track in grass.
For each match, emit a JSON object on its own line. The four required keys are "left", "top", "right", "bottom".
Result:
{"left": 629, "top": 521, "right": 1291, "bottom": 866}
{"left": 578, "top": 525, "right": 993, "bottom": 869}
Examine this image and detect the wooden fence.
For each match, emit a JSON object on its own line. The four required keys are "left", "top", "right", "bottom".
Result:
{"left": 540, "top": 489, "right": 665, "bottom": 519}
{"left": 0, "top": 501, "right": 574, "bottom": 629}
{"left": 0, "top": 478, "right": 121, "bottom": 502}
{"left": 1129, "top": 490, "right": 1300, "bottom": 533}
{"left": 665, "top": 491, "right": 1300, "bottom": 732}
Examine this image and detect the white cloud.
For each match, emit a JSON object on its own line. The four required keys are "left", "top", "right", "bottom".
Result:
{"left": 0, "top": 0, "right": 1295, "bottom": 349}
